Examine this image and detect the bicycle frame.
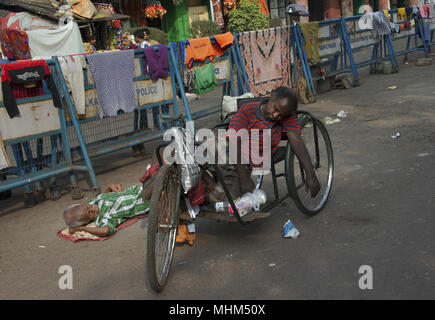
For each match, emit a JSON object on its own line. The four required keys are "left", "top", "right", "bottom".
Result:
{"left": 153, "top": 109, "right": 322, "bottom": 225}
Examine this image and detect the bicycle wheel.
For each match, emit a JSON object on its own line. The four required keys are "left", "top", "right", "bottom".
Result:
{"left": 146, "top": 164, "right": 181, "bottom": 292}
{"left": 285, "top": 116, "right": 334, "bottom": 216}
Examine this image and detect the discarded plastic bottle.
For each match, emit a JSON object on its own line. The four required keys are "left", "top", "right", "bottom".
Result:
{"left": 283, "top": 219, "right": 300, "bottom": 239}
{"left": 201, "top": 190, "right": 267, "bottom": 217}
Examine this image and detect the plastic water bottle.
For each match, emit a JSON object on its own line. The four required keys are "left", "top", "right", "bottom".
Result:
{"left": 201, "top": 189, "right": 267, "bottom": 216}
{"left": 283, "top": 219, "right": 300, "bottom": 239}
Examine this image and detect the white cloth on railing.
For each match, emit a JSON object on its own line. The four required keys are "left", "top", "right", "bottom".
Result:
{"left": 86, "top": 50, "right": 136, "bottom": 118}
{"left": 59, "top": 55, "right": 86, "bottom": 115}
{"left": 27, "top": 21, "right": 85, "bottom": 59}
{"left": 0, "top": 134, "right": 10, "bottom": 170}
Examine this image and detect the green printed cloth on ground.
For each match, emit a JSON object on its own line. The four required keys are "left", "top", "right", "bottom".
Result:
{"left": 89, "top": 185, "right": 149, "bottom": 234}
{"left": 194, "top": 62, "right": 217, "bottom": 95}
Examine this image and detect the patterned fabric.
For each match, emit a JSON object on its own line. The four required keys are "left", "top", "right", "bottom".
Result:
{"left": 89, "top": 185, "right": 149, "bottom": 234}
{"left": 0, "top": 28, "right": 31, "bottom": 61}
{"left": 86, "top": 50, "right": 136, "bottom": 118}
{"left": 238, "top": 27, "right": 292, "bottom": 97}
{"left": 300, "top": 22, "right": 320, "bottom": 64}
{"left": 371, "top": 11, "right": 391, "bottom": 36}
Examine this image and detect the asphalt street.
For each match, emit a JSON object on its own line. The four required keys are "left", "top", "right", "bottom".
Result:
{"left": 0, "top": 53, "right": 434, "bottom": 299}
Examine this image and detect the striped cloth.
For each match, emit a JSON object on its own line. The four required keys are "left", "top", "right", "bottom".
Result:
{"left": 227, "top": 100, "right": 300, "bottom": 168}
{"left": 89, "top": 185, "right": 149, "bottom": 234}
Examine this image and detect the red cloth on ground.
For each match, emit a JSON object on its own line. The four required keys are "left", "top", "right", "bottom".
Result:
{"left": 56, "top": 215, "right": 147, "bottom": 243}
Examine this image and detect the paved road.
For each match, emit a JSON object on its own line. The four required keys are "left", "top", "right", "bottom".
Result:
{"left": 0, "top": 55, "right": 434, "bottom": 299}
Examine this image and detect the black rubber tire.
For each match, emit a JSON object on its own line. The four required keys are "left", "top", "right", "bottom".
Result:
{"left": 146, "top": 164, "right": 181, "bottom": 293}
{"left": 285, "top": 116, "right": 334, "bottom": 216}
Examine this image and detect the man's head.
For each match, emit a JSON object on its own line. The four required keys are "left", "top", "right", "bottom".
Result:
{"left": 89, "top": 35, "right": 97, "bottom": 46}
{"left": 143, "top": 28, "right": 151, "bottom": 41}
{"left": 262, "top": 87, "right": 298, "bottom": 122}
{"left": 133, "top": 29, "right": 145, "bottom": 44}
{"left": 63, "top": 204, "right": 100, "bottom": 228}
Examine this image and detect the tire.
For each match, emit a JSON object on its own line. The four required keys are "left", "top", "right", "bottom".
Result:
{"left": 285, "top": 116, "right": 334, "bottom": 216}
{"left": 146, "top": 164, "right": 181, "bottom": 292}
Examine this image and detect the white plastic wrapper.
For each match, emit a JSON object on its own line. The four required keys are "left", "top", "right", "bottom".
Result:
{"left": 164, "top": 126, "right": 202, "bottom": 193}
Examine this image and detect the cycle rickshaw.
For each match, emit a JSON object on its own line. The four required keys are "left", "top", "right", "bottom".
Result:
{"left": 144, "top": 96, "right": 334, "bottom": 293}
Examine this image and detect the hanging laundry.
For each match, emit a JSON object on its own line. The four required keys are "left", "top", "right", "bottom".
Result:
{"left": 213, "top": 32, "right": 235, "bottom": 49}
{"left": 27, "top": 21, "right": 85, "bottom": 59}
{"left": 86, "top": 50, "right": 136, "bottom": 119}
{"left": 194, "top": 63, "right": 217, "bottom": 95}
{"left": 397, "top": 8, "right": 407, "bottom": 21}
{"left": 417, "top": 5, "right": 429, "bottom": 19}
{"left": 431, "top": 3, "right": 435, "bottom": 19}
{"left": 185, "top": 37, "right": 224, "bottom": 68}
{"left": 0, "top": 134, "right": 10, "bottom": 170}
{"left": 1, "top": 60, "right": 61, "bottom": 119}
{"left": 405, "top": 7, "right": 414, "bottom": 21}
{"left": 423, "top": 4, "right": 431, "bottom": 18}
{"left": 371, "top": 11, "right": 391, "bottom": 36}
{"left": 238, "top": 26, "right": 292, "bottom": 96}
{"left": 59, "top": 55, "right": 87, "bottom": 115}
{"left": 300, "top": 22, "right": 320, "bottom": 64}
{"left": 143, "top": 46, "right": 169, "bottom": 81}
{"left": 383, "top": 10, "right": 390, "bottom": 19}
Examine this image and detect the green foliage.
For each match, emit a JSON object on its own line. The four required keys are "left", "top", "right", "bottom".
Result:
{"left": 190, "top": 20, "right": 223, "bottom": 38}
{"left": 228, "top": 0, "right": 270, "bottom": 33}
{"left": 149, "top": 27, "right": 168, "bottom": 44}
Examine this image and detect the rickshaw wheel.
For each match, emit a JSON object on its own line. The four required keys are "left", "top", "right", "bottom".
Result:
{"left": 146, "top": 164, "right": 181, "bottom": 292}
{"left": 285, "top": 116, "right": 334, "bottom": 216}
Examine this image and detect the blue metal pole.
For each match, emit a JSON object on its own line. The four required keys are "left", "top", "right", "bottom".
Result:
{"left": 340, "top": 17, "right": 359, "bottom": 86}
{"left": 169, "top": 46, "right": 192, "bottom": 122}
{"left": 53, "top": 56, "right": 99, "bottom": 192}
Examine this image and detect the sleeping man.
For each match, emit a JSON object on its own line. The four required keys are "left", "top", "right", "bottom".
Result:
{"left": 63, "top": 184, "right": 149, "bottom": 237}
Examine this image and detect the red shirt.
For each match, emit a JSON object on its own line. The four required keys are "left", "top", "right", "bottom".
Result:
{"left": 227, "top": 100, "right": 300, "bottom": 167}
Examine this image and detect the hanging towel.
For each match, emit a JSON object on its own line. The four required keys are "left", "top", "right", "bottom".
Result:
{"left": 194, "top": 63, "right": 217, "bottom": 95}
{"left": 185, "top": 37, "right": 224, "bottom": 68}
{"left": 398, "top": 8, "right": 407, "bottom": 21}
{"left": 86, "top": 50, "right": 136, "bottom": 118}
{"left": 59, "top": 55, "right": 87, "bottom": 115}
{"left": 213, "top": 32, "right": 235, "bottom": 49}
{"left": 0, "top": 133, "right": 10, "bottom": 170}
{"left": 143, "top": 46, "right": 169, "bottom": 81}
{"left": 300, "top": 22, "right": 320, "bottom": 64}
{"left": 1, "top": 60, "right": 61, "bottom": 119}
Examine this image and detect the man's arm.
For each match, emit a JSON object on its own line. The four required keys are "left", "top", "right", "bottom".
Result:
{"left": 286, "top": 131, "right": 321, "bottom": 197}
{"left": 69, "top": 226, "right": 112, "bottom": 237}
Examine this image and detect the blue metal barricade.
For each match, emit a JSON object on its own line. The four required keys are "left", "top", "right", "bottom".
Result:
{"left": 0, "top": 59, "right": 98, "bottom": 205}
{"left": 54, "top": 46, "right": 190, "bottom": 172}
{"left": 295, "top": 18, "right": 359, "bottom": 95}
{"left": 385, "top": 8, "right": 428, "bottom": 65}
{"left": 343, "top": 15, "right": 391, "bottom": 73}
